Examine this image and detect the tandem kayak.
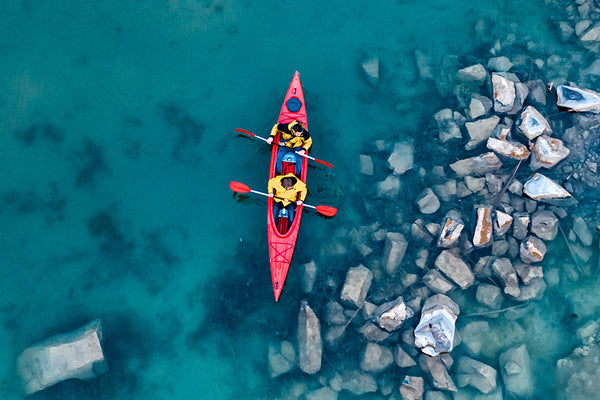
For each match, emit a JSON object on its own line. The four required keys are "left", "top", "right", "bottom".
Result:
{"left": 267, "top": 71, "right": 308, "bottom": 302}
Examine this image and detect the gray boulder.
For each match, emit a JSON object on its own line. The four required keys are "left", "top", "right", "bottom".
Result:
{"left": 417, "top": 188, "right": 441, "bottom": 214}
{"left": 476, "top": 283, "right": 503, "bottom": 309}
{"left": 423, "top": 269, "right": 455, "bottom": 294}
{"left": 382, "top": 232, "right": 408, "bottom": 274}
{"left": 486, "top": 137, "right": 530, "bottom": 160}
{"left": 531, "top": 210, "right": 559, "bottom": 240}
{"left": 556, "top": 85, "right": 600, "bottom": 112}
{"left": 488, "top": 56, "right": 513, "bottom": 72}
{"left": 300, "top": 260, "right": 317, "bottom": 293}
{"left": 494, "top": 210, "right": 513, "bottom": 236}
{"left": 341, "top": 265, "right": 373, "bottom": 307}
{"left": 492, "top": 73, "right": 516, "bottom": 113}
{"left": 395, "top": 345, "right": 417, "bottom": 368}
{"left": 298, "top": 301, "right": 322, "bottom": 374}
{"left": 375, "top": 296, "right": 414, "bottom": 332}
{"left": 532, "top": 135, "right": 570, "bottom": 168}
{"left": 573, "top": 216, "right": 593, "bottom": 246}
{"left": 455, "top": 356, "right": 497, "bottom": 394}
{"left": 523, "top": 173, "right": 571, "bottom": 200}
{"left": 268, "top": 341, "right": 296, "bottom": 377}
{"left": 305, "top": 386, "right": 337, "bottom": 400}
{"left": 388, "top": 141, "right": 415, "bottom": 175}
{"left": 359, "top": 154, "right": 374, "bottom": 176}
{"left": 400, "top": 376, "right": 425, "bottom": 400}
{"left": 465, "top": 116, "right": 500, "bottom": 150}
{"left": 450, "top": 152, "right": 503, "bottom": 176}
{"left": 419, "top": 354, "right": 457, "bottom": 392}
{"left": 414, "top": 294, "right": 460, "bottom": 356}
{"left": 360, "top": 342, "right": 394, "bottom": 372}
{"left": 338, "top": 370, "right": 377, "bottom": 395}
{"left": 473, "top": 206, "right": 493, "bottom": 248}
{"left": 377, "top": 174, "right": 401, "bottom": 199}
{"left": 17, "top": 319, "right": 108, "bottom": 395}
{"left": 435, "top": 108, "right": 463, "bottom": 143}
{"left": 434, "top": 250, "right": 474, "bottom": 289}
{"left": 438, "top": 214, "right": 464, "bottom": 248}
{"left": 491, "top": 258, "right": 520, "bottom": 298}
{"left": 457, "top": 64, "right": 487, "bottom": 85}
{"left": 518, "top": 106, "right": 551, "bottom": 140}
{"left": 512, "top": 213, "right": 530, "bottom": 240}
{"left": 520, "top": 236, "right": 547, "bottom": 263}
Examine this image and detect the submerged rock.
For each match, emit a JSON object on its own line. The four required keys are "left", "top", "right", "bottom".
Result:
{"left": 450, "top": 152, "right": 503, "bottom": 176}
{"left": 395, "top": 345, "right": 417, "bottom": 368}
{"left": 360, "top": 342, "right": 394, "bottom": 372}
{"left": 268, "top": 341, "right": 297, "bottom": 378}
{"left": 359, "top": 154, "right": 374, "bottom": 176}
{"left": 491, "top": 258, "right": 520, "bottom": 298}
{"left": 382, "top": 232, "right": 408, "bottom": 274}
{"left": 455, "top": 356, "right": 497, "bottom": 394}
{"left": 476, "top": 283, "right": 503, "bottom": 309}
{"left": 556, "top": 85, "right": 600, "bottom": 112}
{"left": 400, "top": 376, "right": 425, "bottom": 400}
{"left": 499, "top": 344, "right": 534, "bottom": 398}
{"left": 419, "top": 354, "right": 457, "bottom": 392}
{"left": 361, "top": 56, "right": 379, "bottom": 85}
{"left": 518, "top": 106, "right": 552, "bottom": 140}
{"left": 298, "top": 301, "right": 322, "bottom": 374}
{"left": 423, "top": 269, "right": 455, "bottom": 294}
{"left": 300, "top": 260, "right": 317, "bottom": 294}
{"left": 531, "top": 210, "right": 559, "bottom": 241}
{"left": 414, "top": 294, "right": 460, "bottom": 356}
{"left": 465, "top": 116, "right": 500, "bottom": 150}
{"left": 520, "top": 236, "right": 547, "bottom": 263}
{"left": 377, "top": 174, "right": 401, "bottom": 199}
{"left": 494, "top": 210, "right": 513, "bottom": 236}
{"left": 17, "top": 319, "right": 107, "bottom": 395}
{"left": 435, "top": 108, "right": 463, "bottom": 143}
{"left": 556, "top": 345, "right": 600, "bottom": 400}
{"left": 337, "top": 370, "right": 377, "bottom": 395}
{"left": 523, "top": 173, "right": 572, "bottom": 200}
{"left": 341, "top": 265, "right": 373, "bottom": 307}
{"left": 457, "top": 64, "right": 487, "bottom": 85}
{"left": 388, "top": 141, "right": 415, "bottom": 175}
{"left": 434, "top": 250, "right": 474, "bottom": 289}
{"left": 417, "top": 188, "right": 441, "bottom": 214}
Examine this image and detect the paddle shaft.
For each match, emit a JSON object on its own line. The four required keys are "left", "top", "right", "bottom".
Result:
{"left": 236, "top": 128, "right": 334, "bottom": 169}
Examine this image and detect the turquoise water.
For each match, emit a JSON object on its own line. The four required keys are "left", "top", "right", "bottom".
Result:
{"left": 1, "top": 0, "right": 595, "bottom": 399}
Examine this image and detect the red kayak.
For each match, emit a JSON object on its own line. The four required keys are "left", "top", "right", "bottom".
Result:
{"left": 268, "top": 71, "right": 308, "bottom": 302}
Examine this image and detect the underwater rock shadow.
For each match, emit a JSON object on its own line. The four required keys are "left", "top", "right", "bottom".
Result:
{"left": 158, "top": 102, "right": 204, "bottom": 165}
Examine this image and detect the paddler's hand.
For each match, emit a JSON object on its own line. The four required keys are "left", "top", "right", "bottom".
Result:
{"left": 268, "top": 194, "right": 274, "bottom": 198}
{"left": 296, "top": 149, "right": 306, "bottom": 156}
{"left": 297, "top": 200, "right": 303, "bottom": 205}
{"left": 266, "top": 137, "right": 274, "bottom": 145}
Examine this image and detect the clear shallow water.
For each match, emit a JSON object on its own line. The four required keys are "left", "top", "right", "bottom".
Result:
{"left": 0, "top": 0, "right": 594, "bottom": 399}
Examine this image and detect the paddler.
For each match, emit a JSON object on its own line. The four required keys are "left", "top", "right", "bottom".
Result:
{"left": 268, "top": 172, "right": 307, "bottom": 223}
{"left": 266, "top": 120, "right": 312, "bottom": 174}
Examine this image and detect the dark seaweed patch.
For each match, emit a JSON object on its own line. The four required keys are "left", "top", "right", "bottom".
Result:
{"left": 74, "top": 138, "right": 109, "bottom": 187}
{"left": 158, "top": 102, "right": 204, "bottom": 164}
{"left": 15, "top": 124, "right": 64, "bottom": 146}
{"left": 87, "top": 211, "right": 135, "bottom": 259}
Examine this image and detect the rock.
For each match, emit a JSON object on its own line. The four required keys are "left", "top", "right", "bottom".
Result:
{"left": 433, "top": 179, "right": 457, "bottom": 202}
{"left": 360, "top": 342, "right": 394, "bottom": 372}
{"left": 488, "top": 56, "right": 513, "bottom": 72}
{"left": 341, "top": 265, "right": 373, "bottom": 307}
{"left": 16, "top": 319, "right": 108, "bottom": 395}
{"left": 359, "top": 154, "right": 374, "bottom": 176}
{"left": 486, "top": 137, "right": 530, "bottom": 160}
{"left": 455, "top": 356, "right": 497, "bottom": 394}
{"left": 301, "top": 260, "right": 317, "bottom": 293}
{"left": 438, "top": 214, "right": 464, "bottom": 248}
{"left": 465, "top": 116, "right": 501, "bottom": 150}
{"left": 576, "top": 20, "right": 592, "bottom": 37}
{"left": 360, "top": 322, "right": 391, "bottom": 342}
{"left": 531, "top": 210, "right": 559, "bottom": 240}
{"left": 338, "top": 370, "right": 377, "bottom": 395}
{"left": 460, "top": 321, "right": 490, "bottom": 356}
{"left": 388, "top": 141, "right": 415, "bottom": 175}
{"left": 523, "top": 173, "right": 572, "bottom": 200}
{"left": 518, "top": 106, "right": 551, "bottom": 140}
{"left": 377, "top": 174, "right": 401, "bottom": 199}
{"left": 298, "top": 301, "right": 322, "bottom": 374}
{"left": 395, "top": 345, "right": 417, "bottom": 368}
{"left": 526, "top": 79, "right": 548, "bottom": 105}
{"left": 325, "top": 325, "right": 346, "bottom": 347}
{"left": 417, "top": 188, "right": 440, "bottom": 214}
{"left": 450, "top": 152, "right": 502, "bottom": 176}
{"left": 400, "top": 376, "right": 425, "bottom": 400}
{"left": 557, "top": 344, "right": 600, "bottom": 400}
{"left": 375, "top": 296, "right": 414, "bottom": 332}
{"left": 492, "top": 73, "right": 516, "bottom": 113}
{"left": 415, "top": 294, "right": 460, "bottom": 356}
{"left": 520, "top": 236, "right": 547, "bottom": 263}
{"left": 268, "top": 341, "right": 296, "bottom": 377}
{"left": 499, "top": 344, "right": 534, "bottom": 398}
{"left": 491, "top": 258, "right": 520, "bottom": 298}
{"left": 515, "top": 277, "right": 546, "bottom": 301}
{"left": 532, "top": 135, "right": 570, "bottom": 168}
{"left": 465, "top": 176, "right": 486, "bottom": 192}
{"left": 419, "top": 354, "right": 457, "bottom": 392}
{"left": 494, "top": 210, "right": 513, "bottom": 236}
{"left": 514, "top": 263, "right": 544, "bottom": 285}
{"left": 434, "top": 109, "right": 463, "bottom": 143}
{"left": 434, "top": 250, "right": 474, "bottom": 289}
{"left": 361, "top": 56, "right": 379, "bottom": 85}
{"left": 476, "top": 283, "right": 503, "bottom": 309}
{"left": 457, "top": 64, "right": 487, "bottom": 85}
{"left": 415, "top": 49, "right": 434, "bottom": 80}
{"left": 382, "top": 232, "right": 408, "bottom": 274}
{"left": 573, "top": 216, "right": 593, "bottom": 246}
{"left": 473, "top": 206, "right": 493, "bottom": 248}
{"left": 558, "top": 21, "right": 575, "bottom": 42}
{"left": 512, "top": 212, "right": 530, "bottom": 240}
{"left": 326, "top": 301, "right": 347, "bottom": 325}
{"left": 423, "top": 269, "right": 455, "bottom": 294}
{"left": 305, "top": 386, "right": 337, "bottom": 400}
{"left": 469, "top": 98, "right": 486, "bottom": 119}
{"left": 556, "top": 85, "right": 600, "bottom": 112}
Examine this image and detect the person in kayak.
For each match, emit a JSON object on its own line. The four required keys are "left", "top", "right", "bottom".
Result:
{"left": 266, "top": 120, "right": 312, "bottom": 174}
{"left": 268, "top": 172, "right": 307, "bottom": 223}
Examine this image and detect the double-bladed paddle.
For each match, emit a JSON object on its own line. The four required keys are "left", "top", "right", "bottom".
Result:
{"left": 229, "top": 181, "right": 337, "bottom": 217}
{"left": 235, "top": 128, "right": 334, "bottom": 169}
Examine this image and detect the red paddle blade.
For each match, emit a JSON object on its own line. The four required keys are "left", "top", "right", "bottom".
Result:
{"left": 315, "top": 205, "right": 337, "bottom": 217}
{"left": 314, "top": 158, "right": 334, "bottom": 169}
{"left": 235, "top": 128, "right": 255, "bottom": 137}
{"left": 230, "top": 181, "right": 251, "bottom": 193}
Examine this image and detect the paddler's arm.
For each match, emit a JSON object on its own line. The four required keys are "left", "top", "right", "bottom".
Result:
{"left": 300, "top": 133, "right": 312, "bottom": 153}
{"left": 267, "top": 177, "right": 276, "bottom": 195}
{"left": 296, "top": 183, "right": 307, "bottom": 204}
{"left": 267, "top": 123, "right": 284, "bottom": 145}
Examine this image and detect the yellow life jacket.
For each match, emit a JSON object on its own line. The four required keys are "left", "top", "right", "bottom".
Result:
{"left": 267, "top": 173, "right": 307, "bottom": 206}
{"left": 270, "top": 121, "right": 312, "bottom": 152}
